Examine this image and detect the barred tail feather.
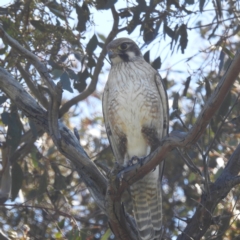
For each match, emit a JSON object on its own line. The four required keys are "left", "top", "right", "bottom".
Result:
{"left": 130, "top": 166, "right": 162, "bottom": 240}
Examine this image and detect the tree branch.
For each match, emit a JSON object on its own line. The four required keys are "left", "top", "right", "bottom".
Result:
{"left": 0, "top": 229, "right": 9, "bottom": 240}
{"left": 0, "top": 67, "right": 107, "bottom": 212}
{"left": 59, "top": 6, "right": 120, "bottom": 117}
{"left": 1, "top": 13, "right": 240, "bottom": 239}
{"left": 104, "top": 48, "right": 240, "bottom": 239}
{"left": 0, "top": 25, "right": 55, "bottom": 92}
{"left": 16, "top": 62, "right": 49, "bottom": 109}
{"left": 113, "top": 48, "right": 240, "bottom": 196}
{"left": 177, "top": 143, "right": 240, "bottom": 240}
{"left": 105, "top": 165, "right": 138, "bottom": 240}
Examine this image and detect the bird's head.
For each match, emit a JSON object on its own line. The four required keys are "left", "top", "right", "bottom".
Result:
{"left": 107, "top": 38, "right": 142, "bottom": 65}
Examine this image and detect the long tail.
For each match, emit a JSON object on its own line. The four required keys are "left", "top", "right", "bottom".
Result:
{"left": 130, "top": 166, "right": 162, "bottom": 240}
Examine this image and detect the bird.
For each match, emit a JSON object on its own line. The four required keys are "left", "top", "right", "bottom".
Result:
{"left": 102, "top": 38, "right": 169, "bottom": 240}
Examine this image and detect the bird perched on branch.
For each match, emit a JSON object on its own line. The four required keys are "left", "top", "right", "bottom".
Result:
{"left": 102, "top": 38, "right": 169, "bottom": 240}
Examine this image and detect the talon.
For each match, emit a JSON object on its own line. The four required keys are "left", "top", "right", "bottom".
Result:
{"left": 128, "top": 156, "right": 138, "bottom": 166}
{"left": 128, "top": 156, "right": 144, "bottom": 166}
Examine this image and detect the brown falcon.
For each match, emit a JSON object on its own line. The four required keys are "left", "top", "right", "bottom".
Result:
{"left": 102, "top": 38, "right": 169, "bottom": 240}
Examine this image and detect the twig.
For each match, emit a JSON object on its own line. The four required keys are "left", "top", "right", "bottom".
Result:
{"left": 0, "top": 24, "right": 55, "bottom": 92}
{"left": 0, "top": 66, "right": 107, "bottom": 212}
{"left": 204, "top": 94, "right": 240, "bottom": 158}
{"left": 177, "top": 148, "right": 202, "bottom": 176}
{"left": 16, "top": 62, "right": 48, "bottom": 109}
{"left": 59, "top": 6, "right": 121, "bottom": 117}
{"left": 177, "top": 144, "right": 240, "bottom": 240}
{"left": 1, "top": 23, "right": 240, "bottom": 240}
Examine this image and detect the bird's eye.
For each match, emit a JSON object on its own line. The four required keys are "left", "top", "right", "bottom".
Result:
{"left": 119, "top": 43, "right": 128, "bottom": 50}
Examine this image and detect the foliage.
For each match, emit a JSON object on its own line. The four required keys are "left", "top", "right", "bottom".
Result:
{"left": 0, "top": 0, "right": 240, "bottom": 239}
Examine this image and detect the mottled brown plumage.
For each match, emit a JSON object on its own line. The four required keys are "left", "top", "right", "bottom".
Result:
{"left": 102, "top": 38, "right": 169, "bottom": 240}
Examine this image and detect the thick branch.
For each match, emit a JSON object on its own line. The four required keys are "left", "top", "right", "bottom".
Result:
{"left": 0, "top": 67, "right": 107, "bottom": 211}
{"left": 105, "top": 48, "right": 240, "bottom": 239}
{"left": 16, "top": 62, "right": 49, "bottom": 109}
{"left": 113, "top": 48, "right": 240, "bottom": 197}
{"left": 0, "top": 229, "right": 9, "bottom": 240}
{"left": 105, "top": 165, "right": 138, "bottom": 240}
{"left": 177, "top": 143, "right": 240, "bottom": 240}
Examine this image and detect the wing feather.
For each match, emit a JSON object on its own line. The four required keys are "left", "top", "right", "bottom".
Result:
{"left": 102, "top": 83, "right": 123, "bottom": 163}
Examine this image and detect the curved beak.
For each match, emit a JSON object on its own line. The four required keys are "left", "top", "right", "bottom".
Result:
{"left": 108, "top": 50, "right": 115, "bottom": 59}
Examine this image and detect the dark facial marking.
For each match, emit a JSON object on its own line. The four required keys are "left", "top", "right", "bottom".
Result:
{"left": 119, "top": 53, "right": 129, "bottom": 62}
{"left": 117, "top": 42, "right": 141, "bottom": 62}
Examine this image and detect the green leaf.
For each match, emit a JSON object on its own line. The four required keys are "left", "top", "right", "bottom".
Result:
{"left": 74, "top": 52, "right": 82, "bottom": 62}
{"left": 87, "top": 54, "right": 96, "bottom": 68}
{"left": 55, "top": 232, "right": 63, "bottom": 238}
{"left": 54, "top": 173, "right": 67, "bottom": 191}
{"left": 119, "top": 8, "right": 132, "bottom": 18}
{"left": 182, "top": 76, "right": 191, "bottom": 96}
{"left": 97, "top": 33, "right": 106, "bottom": 42}
{"left": 86, "top": 34, "right": 98, "bottom": 53}
{"left": 52, "top": 69, "right": 64, "bottom": 80}
{"left": 74, "top": 69, "right": 89, "bottom": 93}
{"left": 189, "top": 173, "right": 196, "bottom": 182}
{"left": 100, "top": 229, "right": 111, "bottom": 240}
{"left": 185, "top": 0, "right": 194, "bottom": 5}
{"left": 48, "top": 7, "right": 66, "bottom": 20}
{"left": 48, "top": 60, "right": 59, "bottom": 68}
{"left": 66, "top": 229, "right": 81, "bottom": 240}
{"left": 214, "top": 167, "right": 223, "bottom": 180}
{"left": 143, "top": 50, "right": 150, "bottom": 63}
{"left": 216, "top": 92, "right": 231, "bottom": 122}
{"left": 218, "top": 50, "right": 225, "bottom": 74}
{"left": 60, "top": 72, "right": 73, "bottom": 93}
{"left": 0, "top": 44, "right": 8, "bottom": 55}
{"left": 205, "top": 78, "right": 211, "bottom": 99}
{"left": 60, "top": 54, "right": 68, "bottom": 62}
{"left": 143, "top": 21, "right": 155, "bottom": 43}
{"left": 164, "top": 24, "right": 175, "bottom": 39}
{"left": 30, "top": 20, "right": 45, "bottom": 32}
{"left": 67, "top": 69, "right": 78, "bottom": 80}
{"left": 6, "top": 106, "right": 22, "bottom": 152}
{"left": 31, "top": 146, "right": 40, "bottom": 168}
{"left": 37, "top": 170, "right": 48, "bottom": 201}
{"left": 172, "top": 92, "right": 179, "bottom": 110}
{"left": 1, "top": 112, "right": 9, "bottom": 124}
{"left": 96, "top": 0, "right": 117, "bottom": 10}
{"left": 76, "top": 3, "right": 90, "bottom": 32}
{"left": 179, "top": 24, "right": 188, "bottom": 54}
{"left": 11, "top": 163, "right": 23, "bottom": 201}
{"left": 27, "top": 189, "right": 38, "bottom": 200}
{"left": 58, "top": 219, "right": 65, "bottom": 229}
{"left": 222, "top": 46, "right": 234, "bottom": 59}
{"left": 103, "top": 0, "right": 118, "bottom": 9}
{"left": 151, "top": 56, "right": 161, "bottom": 70}
{"left": 29, "top": 119, "right": 38, "bottom": 138}
{"left": 80, "top": 228, "right": 89, "bottom": 240}
{"left": 199, "top": 0, "right": 206, "bottom": 12}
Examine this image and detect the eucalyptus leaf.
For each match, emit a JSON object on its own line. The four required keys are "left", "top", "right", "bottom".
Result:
{"left": 11, "top": 163, "right": 23, "bottom": 201}
{"left": 60, "top": 72, "right": 73, "bottom": 93}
